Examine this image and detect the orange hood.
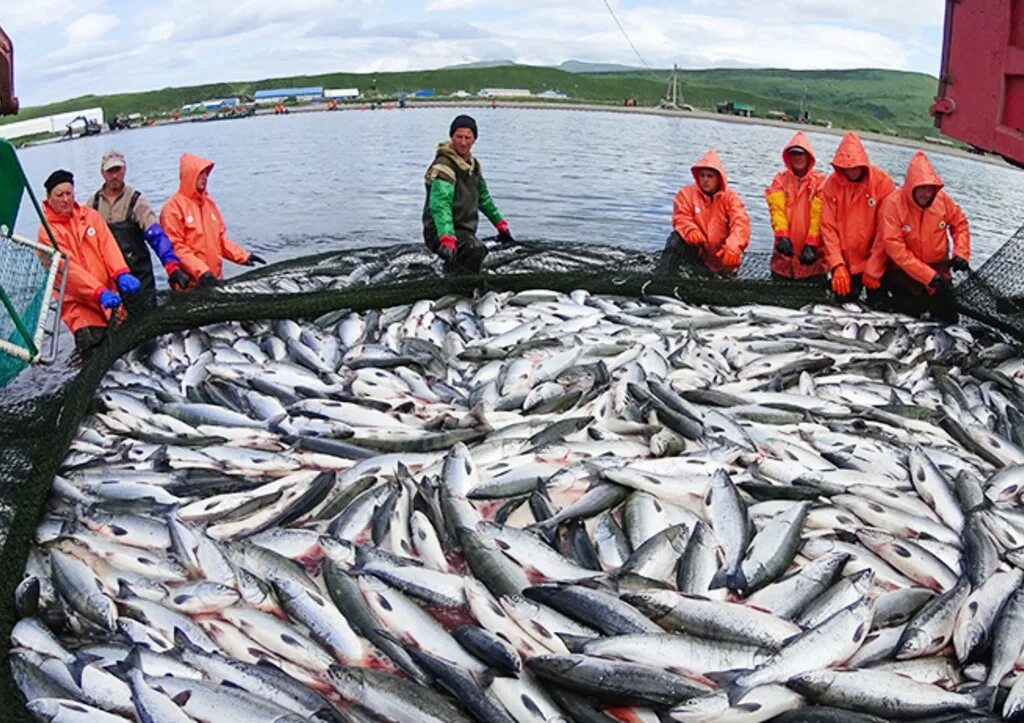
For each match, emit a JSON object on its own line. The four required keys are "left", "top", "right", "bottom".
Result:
{"left": 902, "top": 151, "right": 944, "bottom": 202}
{"left": 178, "top": 152, "right": 214, "bottom": 199}
{"left": 691, "top": 149, "right": 728, "bottom": 188}
{"left": 831, "top": 132, "right": 870, "bottom": 171}
{"left": 782, "top": 131, "right": 816, "bottom": 175}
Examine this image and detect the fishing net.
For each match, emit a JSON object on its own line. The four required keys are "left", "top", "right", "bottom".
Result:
{"left": 0, "top": 228, "right": 1022, "bottom": 716}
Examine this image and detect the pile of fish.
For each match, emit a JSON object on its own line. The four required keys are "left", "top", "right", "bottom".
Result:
{"left": 15, "top": 288, "right": 1024, "bottom": 722}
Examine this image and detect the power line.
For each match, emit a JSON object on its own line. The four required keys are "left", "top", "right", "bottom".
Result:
{"left": 602, "top": 0, "right": 650, "bottom": 69}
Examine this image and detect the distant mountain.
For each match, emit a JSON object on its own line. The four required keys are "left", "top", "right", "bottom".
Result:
{"left": 443, "top": 60, "right": 518, "bottom": 70}
{"left": 558, "top": 60, "right": 645, "bottom": 73}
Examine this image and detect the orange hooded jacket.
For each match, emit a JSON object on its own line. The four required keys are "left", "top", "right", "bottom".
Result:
{"left": 671, "top": 150, "right": 750, "bottom": 273}
{"left": 819, "top": 133, "right": 896, "bottom": 277}
{"left": 159, "top": 153, "right": 249, "bottom": 279}
{"left": 37, "top": 201, "right": 130, "bottom": 333}
{"left": 764, "top": 131, "right": 827, "bottom": 279}
{"left": 878, "top": 151, "right": 970, "bottom": 287}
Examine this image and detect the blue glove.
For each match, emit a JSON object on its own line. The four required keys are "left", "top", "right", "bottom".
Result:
{"left": 98, "top": 289, "right": 121, "bottom": 309}
{"left": 144, "top": 223, "right": 179, "bottom": 266}
{"left": 116, "top": 273, "right": 141, "bottom": 294}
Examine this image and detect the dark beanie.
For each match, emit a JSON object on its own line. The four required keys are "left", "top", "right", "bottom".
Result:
{"left": 449, "top": 114, "right": 478, "bottom": 139}
{"left": 44, "top": 169, "right": 74, "bottom": 194}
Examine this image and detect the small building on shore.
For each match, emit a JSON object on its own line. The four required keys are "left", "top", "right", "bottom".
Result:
{"left": 325, "top": 88, "right": 360, "bottom": 100}
{"left": 478, "top": 88, "right": 532, "bottom": 98}
{"left": 538, "top": 90, "right": 568, "bottom": 100}
{"left": 254, "top": 87, "right": 324, "bottom": 104}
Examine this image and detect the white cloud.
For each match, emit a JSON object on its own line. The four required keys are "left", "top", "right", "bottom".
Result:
{"left": 65, "top": 14, "right": 120, "bottom": 44}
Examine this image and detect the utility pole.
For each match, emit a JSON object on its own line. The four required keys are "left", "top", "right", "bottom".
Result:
{"left": 662, "top": 65, "right": 682, "bottom": 109}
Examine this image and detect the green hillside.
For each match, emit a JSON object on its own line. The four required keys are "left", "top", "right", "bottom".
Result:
{"left": 2, "top": 65, "right": 941, "bottom": 139}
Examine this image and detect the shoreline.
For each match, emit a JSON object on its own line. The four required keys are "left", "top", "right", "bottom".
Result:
{"left": 18, "top": 98, "right": 1010, "bottom": 167}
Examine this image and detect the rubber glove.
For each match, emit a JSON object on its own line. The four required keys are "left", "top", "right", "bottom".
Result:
{"left": 197, "top": 272, "right": 218, "bottom": 288}
{"left": 245, "top": 254, "right": 267, "bottom": 266}
{"left": 495, "top": 220, "right": 515, "bottom": 245}
{"left": 862, "top": 274, "right": 882, "bottom": 291}
{"left": 98, "top": 289, "right": 122, "bottom": 309}
{"left": 717, "top": 246, "right": 742, "bottom": 270}
{"left": 799, "top": 237, "right": 819, "bottom": 266}
{"left": 684, "top": 231, "right": 706, "bottom": 246}
{"left": 167, "top": 265, "right": 192, "bottom": 291}
{"left": 951, "top": 256, "right": 969, "bottom": 272}
{"left": 831, "top": 265, "right": 851, "bottom": 296}
{"left": 116, "top": 273, "right": 141, "bottom": 294}
{"left": 930, "top": 273, "right": 952, "bottom": 295}
{"left": 438, "top": 235, "right": 457, "bottom": 261}
{"left": 775, "top": 236, "right": 794, "bottom": 257}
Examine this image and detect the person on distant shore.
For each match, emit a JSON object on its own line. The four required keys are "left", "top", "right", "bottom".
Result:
{"left": 875, "top": 151, "right": 970, "bottom": 323}
{"left": 658, "top": 149, "right": 750, "bottom": 275}
{"left": 820, "top": 132, "right": 895, "bottom": 301}
{"left": 37, "top": 169, "right": 142, "bottom": 353}
{"left": 90, "top": 150, "right": 192, "bottom": 302}
{"left": 765, "top": 132, "right": 827, "bottom": 280}
{"left": 160, "top": 152, "right": 264, "bottom": 288}
{"left": 422, "top": 114, "right": 514, "bottom": 274}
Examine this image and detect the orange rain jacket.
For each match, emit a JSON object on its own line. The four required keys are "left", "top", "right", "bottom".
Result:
{"left": 37, "top": 201, "right": 130, "bottom": 333}
{"left": 820, "top": 133, "right": 896, "bottom": 278}
{"left": 765, "top": 132, "right": 827, "bottom": 279}
{"left": 672, "top": 150, "right": 751, "bottom": 273}
{"left": 159, "top": 153, "right": 249, "bottom": 279}
{"left": 878, "top": 151, "right": 970, "bottom": 287}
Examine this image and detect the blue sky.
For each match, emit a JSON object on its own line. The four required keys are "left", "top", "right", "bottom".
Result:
{"left": 7, "top": 0, "right": 946, "bottom": 106}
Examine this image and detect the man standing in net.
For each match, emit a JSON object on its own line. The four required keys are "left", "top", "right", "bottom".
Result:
{"left": 422, "top": 115, "right": 514, "bottom": 274}
{"left": 874, "top": 151, "right": 969, "bottom": 323}
{"left": 765, "top": 132, "right": 827, "bottom": 280}
{"left": 37, "top": 169, "right": 142, "bottom": 353}
{"left": 90, "top": 150, "right": 192, "bottom": 303}
{"left": 160, "top": 152, "right": 264, "bottom": 288}
{"left": 658, "top": 149, "right": 750, "bottom": 275}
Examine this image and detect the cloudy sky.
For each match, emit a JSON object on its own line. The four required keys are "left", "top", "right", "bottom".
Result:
{"left": 8, "top": 0, "right": 946, "bottom": 106}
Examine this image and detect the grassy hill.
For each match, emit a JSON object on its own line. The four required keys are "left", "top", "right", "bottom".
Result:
{"left": 2, "top": 65, "right": 941, "bottom": 139}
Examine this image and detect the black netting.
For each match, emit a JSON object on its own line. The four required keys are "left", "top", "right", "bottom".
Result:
{"left": 0, "top": 235, "right": 1020, "bottom": 716}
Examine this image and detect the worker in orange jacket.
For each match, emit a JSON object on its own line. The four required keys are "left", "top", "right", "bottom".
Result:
{"left": 875, "top": 151, "right": 970, "bottom": 323}
{"left": 820, "top": 132, "right": 895, "bottom": 301}
{"left": 159, "top": 153, "right": 264, "bottom": 288}
{"left": 765, "top": 132, "right": 827, "bottom": 280}
{"left": 36, "top": 169, "right": 142, "bottom": 353}
{"left": 658, "top": 149, "right": 750, "bottom": 274}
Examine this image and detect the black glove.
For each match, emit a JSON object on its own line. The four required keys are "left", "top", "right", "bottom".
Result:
{"left": 197, "top": 272, "right": 218, "bottom": 288}
{"left": 930, "top": 273, "right": 952, "bottom": 294}
{"left": 775, "top": 236, "right": 794, "bottom": 257}
{"left": 245, "top": 253, "right": 266, "bottom": 266}
{"left": 799, "top": 244, "right": 818, "bottom": 266}
{"left": 167, "top": 268, "right": 192, "bottom": 291}
{"left": 951, "top": 256, "right": 969, "bottom": 272}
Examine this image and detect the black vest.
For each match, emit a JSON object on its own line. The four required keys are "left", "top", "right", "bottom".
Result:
{"left": 422, "top": 154, "right": 481, "bottom": 244}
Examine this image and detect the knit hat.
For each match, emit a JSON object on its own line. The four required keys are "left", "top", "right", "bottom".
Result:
{"left": 44, "top": 169, "right": 74, "bottom": 194}
{"left": 449, "top": 114, "right": 478, "bottom": 139}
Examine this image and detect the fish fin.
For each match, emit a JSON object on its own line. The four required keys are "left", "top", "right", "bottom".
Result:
{"left": 726, "top": 568, "right": 749, "bottom": 597}
{"left": 66, "top": 657, "right": 90, "bottom": 688}
{"left": 172, "top": 627, "right": 200, "bottom": 653}
{"left": 557, "top": 633, "right": 598, "bottom": 653}
{"left": 970, "top": 685, "right": 997, "bottom": 711}
{"left": 172, "top": 691, "right": 192, "bottom": 706}
{"left": 708, "top": 566, "right": 730, "bottom": 590}
{"left": 704, "top": 668, "right": 749, "bottom": 701}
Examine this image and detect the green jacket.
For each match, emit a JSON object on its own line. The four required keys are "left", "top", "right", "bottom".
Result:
{"left": 422, "top": 141, "right": 503, "bottom": 242}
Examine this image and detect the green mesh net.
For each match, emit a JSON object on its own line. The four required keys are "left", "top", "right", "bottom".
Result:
{"left": 2, "top": 225, "right": 1024, "bottom": 716}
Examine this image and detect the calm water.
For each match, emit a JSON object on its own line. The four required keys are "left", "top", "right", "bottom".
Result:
{"left": 13, "top": 108, "right": 1024, "bottom": 272}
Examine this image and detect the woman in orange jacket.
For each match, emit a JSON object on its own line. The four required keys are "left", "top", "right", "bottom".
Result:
{"left": 36, "top": 169, "right": 142, "bottom": 353}
{"left": 657, "top": 149, "right": 750, "bottom": 274}
{"left": 764, "top": 132, "right": 826, "bottom": 280}
{"left": 159, "top": 153, "right": 264, "bottom": 287}
{"left": 876, "top": 151, "right": 970, "bottom": 323}
{"left": 819, "top": 132, "right": 895, "bottom": 301}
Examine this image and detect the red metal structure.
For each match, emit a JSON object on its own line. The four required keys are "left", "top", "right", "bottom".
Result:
{"left": 932, "top": 0, "right": 1024, "bottom": 166}
{"left": 0, "top": 26, "right": 15, "bottom": 115}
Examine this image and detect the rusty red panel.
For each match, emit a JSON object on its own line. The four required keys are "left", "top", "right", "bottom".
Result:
{"left": 933, "top": 0, "right": 1024, "bottom": 166}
